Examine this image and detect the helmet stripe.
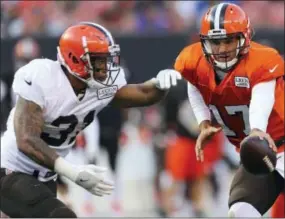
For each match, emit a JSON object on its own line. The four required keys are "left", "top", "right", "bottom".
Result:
{"left": 209, "top": 5, "right": 218, "bottom": 30}
{"left": 79, "top": 22, "right": 115, "bottom": 46}
{"left": 211, "top": 3, "right": 228, "bottom": 30}
{"left": 218, "top": 3, "right": 228, "bottom": 29}
{"left": 214, "top": 3, "right": 224, "bottom": 29}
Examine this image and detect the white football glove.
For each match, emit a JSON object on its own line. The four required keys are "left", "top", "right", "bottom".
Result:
{"left": 75, "top": 164, "right": 114, "bottom": 196}
{"left": 55, "top": 157, "right": 114, "bottom": 196}
{"left": 152, "top": 69, "right": 182, "bottom": 90}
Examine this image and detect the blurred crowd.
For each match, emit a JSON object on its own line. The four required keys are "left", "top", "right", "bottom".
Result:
{"left": 1, "top": 0, "right": 284, "bottom": 39}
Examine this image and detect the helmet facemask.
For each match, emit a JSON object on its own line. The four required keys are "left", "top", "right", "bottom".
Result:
{"left": 200, "top": 32, "right": 249, "bottom": 71}
{"left": 78, "top": 37, "right": 121, "bottom": 89}
{"left": 79, "top": 45, "right": 121, "bottom": 88}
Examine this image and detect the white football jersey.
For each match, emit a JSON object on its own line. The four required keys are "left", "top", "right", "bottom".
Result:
{"left": 1, "top": 58, "right": 126, "bottom": 181}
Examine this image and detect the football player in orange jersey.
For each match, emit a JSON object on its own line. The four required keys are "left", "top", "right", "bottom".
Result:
{"left": 171, "top": 2, "right": 284, "bottom": 217}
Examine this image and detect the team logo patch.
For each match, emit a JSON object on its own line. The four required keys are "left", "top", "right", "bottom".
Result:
{"left": 234, "top": 77, "right": 250, "bottom": 88}
{"left": 97, "top": 85, "right": 118, "bottom": 99}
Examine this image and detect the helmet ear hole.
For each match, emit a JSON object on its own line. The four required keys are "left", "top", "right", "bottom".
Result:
{"left": 68, "top": 52, "right": 79, "bottom": 64}
{"left": 72, "top": 56, "right": 79, "bottom": 64}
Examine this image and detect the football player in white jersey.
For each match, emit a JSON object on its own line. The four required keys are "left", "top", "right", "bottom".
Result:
{"left": 0, "top": 22, "right": 182, "bottom": 218}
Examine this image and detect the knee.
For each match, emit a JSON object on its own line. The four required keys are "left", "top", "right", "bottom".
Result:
{"left": 228, "top": 202, "right": 261, "bottom": 217}
{"left": 49, "top": 207, "right": 77, "bottom": 218}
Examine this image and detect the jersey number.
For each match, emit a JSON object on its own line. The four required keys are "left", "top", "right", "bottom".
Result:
{"left": 209, "top": 105, "right": 250, "bottom": 137}
{"left": 40, "top": 110, "right": 96, "bottom": 146}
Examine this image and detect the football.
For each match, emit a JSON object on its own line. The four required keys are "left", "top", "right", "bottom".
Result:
{"left": 240, "top": 136, "right": 277, "bottom": 175}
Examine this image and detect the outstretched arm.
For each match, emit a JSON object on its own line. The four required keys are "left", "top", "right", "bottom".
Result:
{"left": 14, "top": 96, "right": 59, "bottom": 170}
{"left": 111, "top": 79, "right": 166, "bottom": 108}
{"left": 111, "top": 69, "right": 182, "bottom": 108}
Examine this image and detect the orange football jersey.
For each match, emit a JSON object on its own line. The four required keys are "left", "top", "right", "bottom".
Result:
{"left": 175, "top": 41, "right": 284, "bottom": 149}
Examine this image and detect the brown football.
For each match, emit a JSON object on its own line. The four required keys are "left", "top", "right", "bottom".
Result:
{"left": 240, "top": 136, "right": 277, "bottom": 175}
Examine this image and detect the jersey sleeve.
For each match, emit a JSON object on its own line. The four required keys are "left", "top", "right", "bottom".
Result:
{"left": 12, "top": 60, "right": 46, "bottom": 109}
{"left": 250, "top": 51, "right": 284, "bottom": 87}
{"left": 174, "top": 46, "right": 197, "bottom": 85}
{"left": 187, "top": 82, "right": 211, "bottom": 125}
{"left": 249, "top": 80, "right": 276, "bottom": 132}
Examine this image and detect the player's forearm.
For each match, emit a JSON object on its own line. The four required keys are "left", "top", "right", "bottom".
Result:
{"left": 14, "top": 97, "right": 59, "bottom": 170}
{"left": 19, "top": 138, "right": 81, "bottom": 181}
{"left": 19, "top": 136, "right": 78, "bottom": 180}
{"left": 137, "top": 79, "right": 167, "bottom": 106}
{"left": 17, "top": 136, "right": 59, "bottom": 170}
{"left": 112, "top": 80, "right": 167, "bottom": 108}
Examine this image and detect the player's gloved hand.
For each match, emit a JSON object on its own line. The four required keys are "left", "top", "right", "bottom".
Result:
{"left": 195, "top": 124, "right": 222, "bottom": 162}
{"left": 152, "top": 69, "right": 182, "bottom": 90}
{"left": 55, "top": 157, "right": 114, "bottom": 196}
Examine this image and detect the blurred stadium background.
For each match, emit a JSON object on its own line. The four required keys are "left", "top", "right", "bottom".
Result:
{"left": 1, "top": 0, "right": 284, "bottom": 217}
